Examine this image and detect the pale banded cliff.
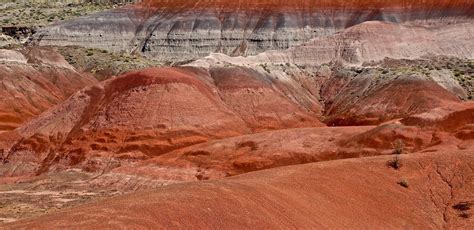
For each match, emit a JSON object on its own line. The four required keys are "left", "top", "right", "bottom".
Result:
{"left": 212, "top": 21, "right": 474, "bottom": 66}
{"left": 31, "top": 0, "right": 474, "bottom": 61}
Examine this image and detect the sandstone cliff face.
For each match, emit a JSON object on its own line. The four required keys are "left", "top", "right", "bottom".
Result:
{"left": 31, "top": 0, "right": 474, "bottom": 61}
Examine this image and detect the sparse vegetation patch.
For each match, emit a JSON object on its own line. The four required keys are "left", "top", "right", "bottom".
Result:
{"left": 398, "top": 179, "right": 409, "bottom": 188}
{"left": 453, "top": 201, "right": 472, "bottom": 219}
{"left": 387, "top": 156, "right": 402, "bottom": 170}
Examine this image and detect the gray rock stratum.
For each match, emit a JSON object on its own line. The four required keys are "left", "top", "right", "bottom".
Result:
{"left": 30, "top": 0, "right": 474, "bottom": 61}
{"left": 191, "top": 21, "right": 474, "bottom": 67}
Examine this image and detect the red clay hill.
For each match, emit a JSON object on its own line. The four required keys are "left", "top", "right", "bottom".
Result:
{"left": 1, "top": 3, "right": 473, "bottom": 224}
{"left": 1, "top": 67, "right": 326, "bottom": 177}
{"left": 2, "top": 63, "right": 470, "bottom": 179}
{"left": 0, "top": 48, "right": 97, "bottom": 132}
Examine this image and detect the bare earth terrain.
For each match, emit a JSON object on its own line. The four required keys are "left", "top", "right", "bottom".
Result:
{"left": 0, "top": 0, "right": 473, "bottom": 228}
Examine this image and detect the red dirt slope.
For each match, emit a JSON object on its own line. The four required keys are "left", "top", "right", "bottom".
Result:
{"left": 2, "top": 67, "right": 250, "bottom": 175}
{"left": 3, "top": 66, "right": 327, "bottom": 176}
{"left": 5, "top": 150, "right": 474, "bottom": 229}
{"left": 323, "top": 73, "right": 462, "bottom": 126}
{"left": 209, "top": 66, "right": 323, "bottom": 131}
{"left": 109, "top": 102, "right": 473, "bottom": 184}
{"left": 114, "top": 126, "right": 373, "bottom": 181}
{"left": 3, "top": 65, "right": 470, "bottom": 177}
{"left": 0, "top": 47, "right": 97, "bottom": 132}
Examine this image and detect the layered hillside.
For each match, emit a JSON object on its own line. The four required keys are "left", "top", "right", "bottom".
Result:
{"left": 1, "top": 61, "right": 469, "bottom": 178}
{"left": 0, "top": 1, "right": 473, "bottom": 225}
{"left": 250, "top": 21, "right": 474, "bottom": 65}
{"left": 1, "top": 67, "right": 326, "bottom": 177}
{"left": 31, "top": 0, "right": 474, "bottom": 61}
{"left": 101, "top": 101, "right": 474, "bottom": 183}
{"left": 1, "top": 90, "right": 472, "bottom": 223}
{"left": 0, "top": 48, "right": 97, "bottom": 132}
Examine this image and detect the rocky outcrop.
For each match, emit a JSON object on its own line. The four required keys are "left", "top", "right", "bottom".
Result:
{"left": 0, "top": 27, "right": 36, "bottom": 44}
{"left": 190, "top": 59, "right": 466, "bottom": 126}
{"left": 31, "top": 0, "right": 474, "bottom": 61}
{"left": 0, "top": 34, "right": 18, "bottom": 47}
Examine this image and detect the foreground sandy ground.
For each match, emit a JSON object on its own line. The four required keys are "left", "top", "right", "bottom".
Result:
{"left": 3, "top": 150, "right": 473, "bottom": 228}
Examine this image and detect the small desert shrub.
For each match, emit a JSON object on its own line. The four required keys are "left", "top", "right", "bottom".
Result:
{"left": 398, "top": 179, "right": 409, "bottom": 188}
{"left": 453, "top": 202, "right": 472, "bottom": 219}
{"left": 85, "top": 49, "right": 94, "bottom": 56}
{"left": 387, "top": 156, "right": 402, "bottom": 170}
{"left": 259, "top": 64, "right": 271, "bottom": 74}
{"left": 453, "top": 202, "right": 472, "bottom": 211}
{"left": 392, "top": 139, "right": 405, "bottom": 155}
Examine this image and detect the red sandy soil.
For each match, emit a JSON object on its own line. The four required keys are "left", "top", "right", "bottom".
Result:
{"left": 5, "top": 149, "right": 473, "bottom": 229}
{"left": 113, "top": 126, "right": 374, "bottom": 181}
{"left": 0, "top": 47, "right": 97, "bottom": 132}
